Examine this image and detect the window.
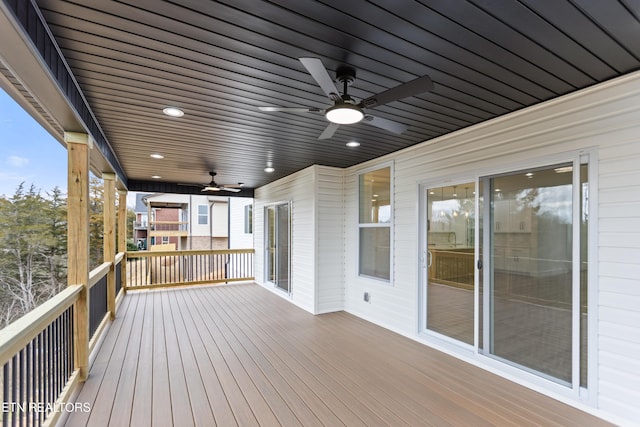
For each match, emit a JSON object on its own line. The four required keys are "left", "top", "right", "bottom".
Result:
{"left": 198, "top": 204, "right": 208, "bottom": 225}
{"left": 358, "top": 166, "right": 391, "bottom": 281}
{"left": 244, "top": 204, "right": 253, "bottom": 234}
{"left": 161, "top": 236, "right": 169, "bottom": 244}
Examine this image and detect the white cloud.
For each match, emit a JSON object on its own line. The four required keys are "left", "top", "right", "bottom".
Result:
{"left": 7, "top": 155, "right": 29, "bottom": 167}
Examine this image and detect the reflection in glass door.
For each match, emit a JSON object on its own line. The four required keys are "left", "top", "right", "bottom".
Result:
{"left": 424, "top": 182, "right": 475, "bottom": 345}
{"left": 265, "top": 203, "right": 290, "bottom": 293}
{"left": 480, "top": 163, "right": 587, "bottom": 385}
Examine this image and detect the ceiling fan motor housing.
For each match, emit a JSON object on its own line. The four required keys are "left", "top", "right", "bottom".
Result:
{"left": 335, "top": 66, "right": 356, "bottom": 86}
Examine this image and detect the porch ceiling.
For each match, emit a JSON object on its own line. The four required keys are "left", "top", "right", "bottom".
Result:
{"left": 32, "top": 1, "right": 640, "bottom": 191}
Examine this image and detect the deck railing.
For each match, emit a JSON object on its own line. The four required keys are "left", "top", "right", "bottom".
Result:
{"left": 0, "top": 286, "right": 80, "bottom": 427}
{"left": 149, "top": 220, "right": 188, "bottom": 232}
{"left": 125, "top": 249, "right": 254, "bottom": 290}
{"left": 0, "top": 248, "right": 250, "bottom": 425}
{"left": 0, "top": 253, "right": 125, "bottom": 426}
{"left": 429, "top": 248, "right": 475, "bottom": 290}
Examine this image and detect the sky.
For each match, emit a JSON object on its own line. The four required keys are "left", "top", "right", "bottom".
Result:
{"left": 0, "top": 88, "right": 139, "bottom": 207}
{"left": 0, "top": 88, "right": 67, "bottom": 198}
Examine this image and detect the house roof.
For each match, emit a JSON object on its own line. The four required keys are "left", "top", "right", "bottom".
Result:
{"left": 2, "top": 1, "right": 640, "bottom": 192}
{"left": 133, "top": 193, "right": 151, "bottom": 213}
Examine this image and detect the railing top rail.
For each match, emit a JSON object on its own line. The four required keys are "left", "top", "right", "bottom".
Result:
{"left": 126, "top": 248, "right": 255, "bottom": 258}
{"left": 89, "top": 261, "right": 112, "bottom": 288}
{"left": 149, "top": 220, "right": 189, "bottom": 225}
{"left": 115, "top": 252, "right": 125, "bottom": 264}
{"left": 0, "top": 285, "right": 82, "bottom": 366}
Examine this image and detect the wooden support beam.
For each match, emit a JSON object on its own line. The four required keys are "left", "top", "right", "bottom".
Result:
{"left": 117, "top": 190, "right": 128, "bottom": 252}
{"left": 118, "top": 189, "right": 128, "bottom": 294}
{"left": 65, "top": 132, "right": 91, "bottom": 382}
{"left": 104, "top": 173, "right": 116, "bottom": 320}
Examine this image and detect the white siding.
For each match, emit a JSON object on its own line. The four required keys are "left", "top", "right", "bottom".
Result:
{"left": 228, "top": 198, "right": 254, "bottom": 249}
{"left": 211, "top": 201, "right": 228, "bottom": 237}
{"left": 341, "top": 73, "right": 640, "bottom": 424}
{"left": 254, "top": 165, "right": 345, "bottom": 314}
{"left": 254, "top": 167, "right": 316, "bottom": 313}
{"left": 597, "top": 139, "right": 640, "bottom": 423}
{"left": 315, "top": 166, "right": 344, "bottom": 313}
{"left": 189, "top": 195, "right": 228, "bottom": 238}
{"left": 253, "top": 71, "right": 640, "bottom": 425}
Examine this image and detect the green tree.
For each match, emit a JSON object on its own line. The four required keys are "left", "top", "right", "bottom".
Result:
{"left": 89, "top": 175, "right": 104, "bottom": 269}
{"left": 0, "top": 184, "right": 67, "bottom": 325}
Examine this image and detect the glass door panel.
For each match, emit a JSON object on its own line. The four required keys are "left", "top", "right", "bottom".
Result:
{"left": 266, "top": 206, "right": 276, "bottom": 283}
{"left": 276, "top": 203, "right": 290, "bottom": 292}
{"left": 265, "top": 203, "right": 291, "bottom": 293}
{"left": 425, "top": 183, "right": 475, "bottom": 345}
{"left": 483, "top": 164, "right": 574, "bottom": 384}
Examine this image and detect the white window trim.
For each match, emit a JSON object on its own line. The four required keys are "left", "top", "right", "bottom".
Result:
{"left": 197, "top": 204, "right": 208, "bottom": 225}
{"left": 356, "top": 161, "right": 394, "bottom": 285}
{"left": 412, "top": 149, "right": 598, "bottom": 405}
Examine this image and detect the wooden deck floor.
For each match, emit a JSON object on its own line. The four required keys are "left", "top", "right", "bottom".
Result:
{"left": 64, "top": 283, "right": 610, "bottom": 427}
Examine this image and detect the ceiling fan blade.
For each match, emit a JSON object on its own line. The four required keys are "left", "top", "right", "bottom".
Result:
{"left": 219, "top": 187, "right": 241, "bottom": 193}
{"left": 202, "top": 186, "right": 221, "bottom": 192}
{"left": 363, "top": 115, "right": 408, "bottom": 134}
{"left": 318, "top": 122, "right": 340, "bottom": 140}
{"left": 259, "top": 106, "right": 323, "bottom": 113}
{"left": 299, "top": 57, "right": 340, "bottom": 100}
{"left": 359, "top": 75, "right": 434, "bottom": 109}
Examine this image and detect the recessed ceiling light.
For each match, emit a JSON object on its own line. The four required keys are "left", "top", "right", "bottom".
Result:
{"left": 162, "top": 107, "right": 184, "bottom": 117}
{"left": 554, "top": 166, "right": 573, "bottom": 174}
{"left": 346, "top": 141, "right": 360, "bottom": 147}
{"left": 264, "top": 167, "right": 275, "bottom": 173}
{"left": 151, "top": 175, "right": 162, "bottom": 179}
{"left": 150, "top": 153, "right": 165, "bottom": 159}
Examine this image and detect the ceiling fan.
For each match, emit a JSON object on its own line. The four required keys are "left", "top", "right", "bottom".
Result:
{"left": 259, "top": 57, "right": 434, "bottom": 139}
{"left": 201, "top": 172, "right": 243, "bottom": 193}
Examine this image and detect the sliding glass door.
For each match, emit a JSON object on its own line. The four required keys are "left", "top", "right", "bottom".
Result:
{"left": 265, "top": 203, "right": 291, "bottom": 293}
{"left": 421, "top": 159, "right": 589, "bottom": 388}
{"left": 480, "top": 162, "right": 588, "bottom": 386}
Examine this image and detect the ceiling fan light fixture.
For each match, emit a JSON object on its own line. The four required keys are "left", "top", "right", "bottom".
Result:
{"left": 325, "top": 103, "right": 364, "bottom": 124}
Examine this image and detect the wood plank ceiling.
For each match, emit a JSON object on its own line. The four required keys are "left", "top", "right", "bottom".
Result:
{"left": 35, "top": 0, "right": 640, "bottom": 192}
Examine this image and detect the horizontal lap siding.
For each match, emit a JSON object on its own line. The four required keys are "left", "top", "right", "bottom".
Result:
{"left": 316, "top": 166, "right": 345, "bottom": 313}
{"left": 228, "top": 198, "right": 253, "bottom": 249}
{"left": 344, "top": 162, "right": 418, "bottom": 333}
{"left": 254, "top": 167, "right": 316, "bottom": 313}
{"left": 598, "top": 140, "right": 640, "bottom": 421}
{"left": 341, "top": 72, "right": 640, "bottom": 423}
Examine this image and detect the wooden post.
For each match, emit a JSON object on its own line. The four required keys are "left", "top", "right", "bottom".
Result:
{"left": 117, "top": 189, "right": 128, "bottom": 252}
{"left": 147, "top": 200, "right": 152, "bottom": 250}
{"left": 118, "top": 189, "right": 128, "bottom": 293}
{"left": 104, "top": 173, "right": 116, "bottom": 320}
{"left": 65, "top": 132, "right": 91, "bottom": 382}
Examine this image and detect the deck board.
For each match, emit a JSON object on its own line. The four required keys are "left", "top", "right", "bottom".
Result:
{"left": 161, "top": 291, "right": 195, "bottom": 426}
{"left": 210, "top": 286, "right": 364, "bottom": 426}
{"left": 65, "top": 283, "right": 612, "bottom": 427}
{"left": 173, "top": 290, "right": 238, "bottom": 427}
{"left": 129, "top": 292, "right": 153, "bottom": 427}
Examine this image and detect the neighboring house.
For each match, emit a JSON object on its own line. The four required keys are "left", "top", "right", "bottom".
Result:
{"left": 132, "top": 193, "right": 150, "bottom": 249}
{"left": 136, "top": 193, "right": 253, "bottom": 251}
